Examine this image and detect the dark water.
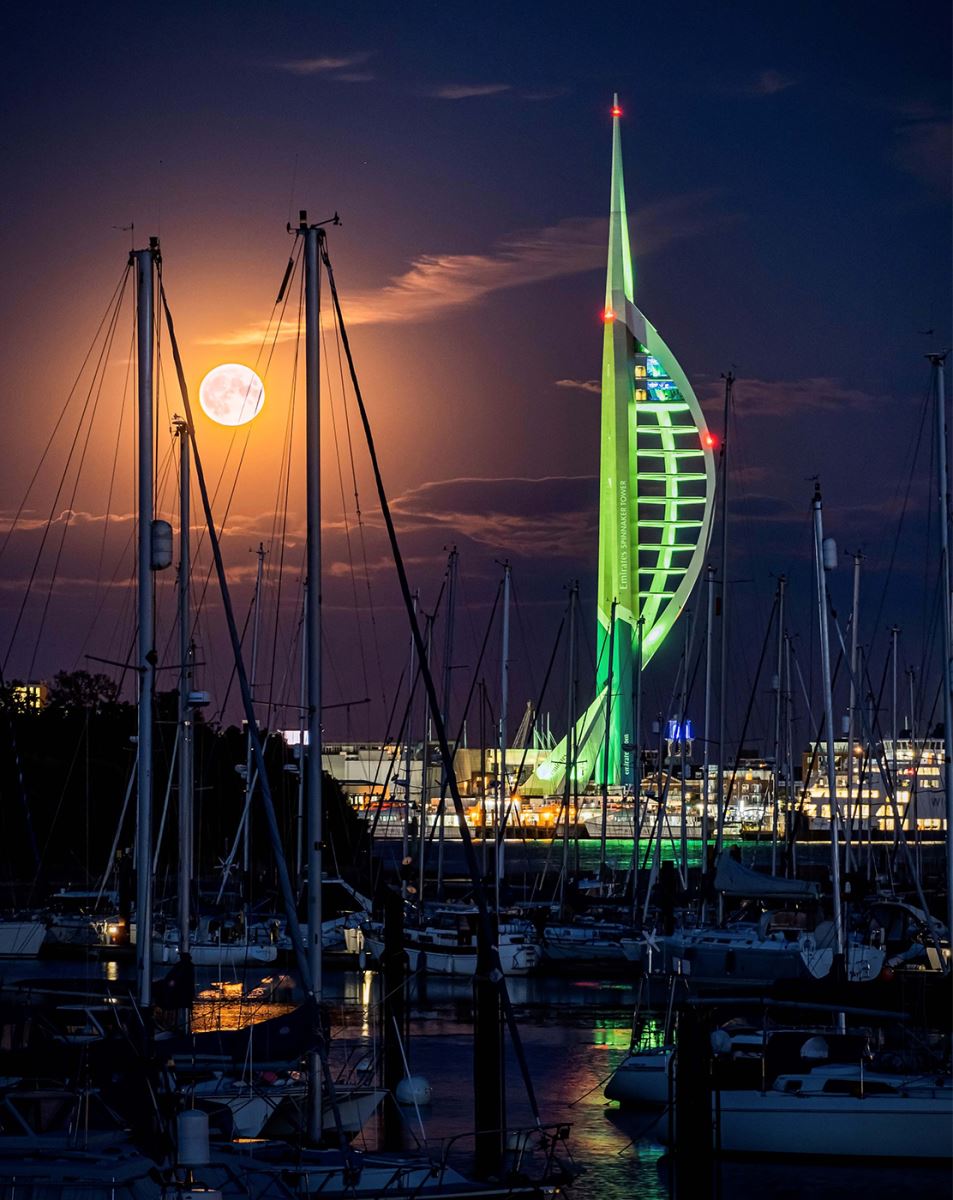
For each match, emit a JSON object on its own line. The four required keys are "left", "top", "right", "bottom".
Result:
{"left": 4, "top": 949, "right": 949, "bottom": 1198}
{"left": 323, "top": 967, "right": 950, "bottom": 1200}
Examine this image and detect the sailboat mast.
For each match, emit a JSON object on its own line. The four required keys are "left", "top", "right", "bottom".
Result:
{"left": 303, "top": 216, "right": 323, "bottom": 1007}
{"left": 770, "top": 575, "right": 785, "bottom": 875}
{"left": 715, "top": 371, "right": 733, "bottom": 854}
{"left": 811, "top": 485, "right": 846, "bottom": 990}
{"left": 176, "top": 416, "right": 193, "bottom": 954}
{"left": 401, "top": 590, "right": 417, "bottom": 878}
{"left": 134, "top": 239, "right": 158, "bottom": 1009}
{"left": 929, "top": 352, "right": 953, "bottom": 947}
{"left": 437, "top": 549, "right": 457, "bottom": 893}
{"left": 631, "top": 614, "right": 643, "bottom": 912}
{"left": 845, "top": 552, "right": 861, "bottom": 868}
{"left": 679, "top": 614, "right": 690, "bottom": 882}
{"left": 302, "top": 214, "right": 325, "bottom": 1144}
{"left": 242, "top": 543, "right": 266, "bottom": 880}
{"left": 496, "top": 561, "right": 511, "bottom": 901}
{"left": 890, "top": 626, "right": 899, "bottom": 844}
{"left": 559, "top": 583, "right": 578, "bottom": 914}
{"left": 784, "top": 631, "right": 795, "bottom": 877}
{"left": 296, "top": 586, "right": 307, "bottom": 882}
{"left": 702, "top": 565, "right": 714, "bottom": 858}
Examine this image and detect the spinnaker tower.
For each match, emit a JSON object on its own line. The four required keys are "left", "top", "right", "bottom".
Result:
{"left": 526, "top": 97, "right": 716, "bottom": 795}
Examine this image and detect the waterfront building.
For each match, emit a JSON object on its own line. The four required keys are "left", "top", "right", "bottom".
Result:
{"left": 800, "top": 738, "right": 946, "bottom": 835}
{"left": 11, "top": 681, "right": 48, "bottom": 710}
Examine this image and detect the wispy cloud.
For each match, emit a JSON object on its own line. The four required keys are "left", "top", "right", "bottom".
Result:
{"left": 275, "top": 53, "right": 372, "bottom": 76}
{"left": 521, "top": 87, "right": 570, "bottom": 102}
{"left": 0, "top": 508, "right": 135, "bottom": 536}
{"left": 425, "top": 83, "right": 511, "bottom": 100}
{"left": 891, "top": 103, "right": 952, "bottom": 196}
{"left": 555, "top": 378, "right": 600, "bottom": 395}
{"left": 205, "top": 192, "right": 735, "bottom": 346}
{"left": 748, "top": 69, "right": 796, "bottom": 96}
{"left": 699, "top": 376, "right": 888, "bottom": 418}
{"left": 390, "top": 475, "right": 597, "bottom": 558}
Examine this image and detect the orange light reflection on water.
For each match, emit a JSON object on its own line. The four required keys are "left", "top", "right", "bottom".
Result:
{"left": 191, "top": 975, "right": 296, "bottom": 1033}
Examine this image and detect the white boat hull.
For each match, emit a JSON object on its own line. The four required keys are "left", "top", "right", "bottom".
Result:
{"left": 604, "top": 1049, "right": 672, "bottom": 1106}
{"left": 0, "top": 920, "right": 46, "bottom": 957}
{"left": 364, "top": 934, "right": 539, "bottom": 977}
{"left": 716, "top": 1087, "right": 953, "bottom": 1160}
{"left": 636, "top": 930, "right": 885, "bottom": 986}
{"left": 152, "top": 938, "right": 277, "bottom": 966}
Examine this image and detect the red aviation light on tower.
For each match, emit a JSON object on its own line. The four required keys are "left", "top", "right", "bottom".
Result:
{"left": 611, "top": 103, "right": 623, "bottom": 118}
{"left": 602, "top": 307, "right": 616, "bottom": 323}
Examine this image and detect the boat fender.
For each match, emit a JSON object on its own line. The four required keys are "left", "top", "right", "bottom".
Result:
{"left": 177, "top": 1109, "right": 210, "bottom": 1167}
{"left": 799, "top": 1036, "right": 829, "bottom": 1061}
{"left": 396, "top": 1075, "right": 432, "bottom": 1106}
{"left": 879, "top": 963, "right": 896, "bottom": 982}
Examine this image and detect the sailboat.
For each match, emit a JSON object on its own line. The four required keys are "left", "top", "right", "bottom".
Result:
{"left": 154, "top": 215, "right": 571, "bottom": 1194}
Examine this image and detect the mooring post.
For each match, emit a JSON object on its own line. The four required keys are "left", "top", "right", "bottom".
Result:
{"left": 473, "top": 911, "right": 505, "bottom": 1180}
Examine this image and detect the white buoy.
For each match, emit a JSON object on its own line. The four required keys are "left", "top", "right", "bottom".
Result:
{"left": 396, "top": 1075, "right": 432, "bottom": 1106}
{"left": 822, "top": 536, "right": 838, "bottom": 572}
{"left": 177, "top": 1109, "right": 210, "bottom": 1167}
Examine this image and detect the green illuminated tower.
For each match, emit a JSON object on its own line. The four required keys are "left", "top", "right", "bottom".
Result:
{"left": 526, "top": 97, "right": 715, "bottom": 795}
{"left": 595, "top": 94, "right": 716, "bottom": 785}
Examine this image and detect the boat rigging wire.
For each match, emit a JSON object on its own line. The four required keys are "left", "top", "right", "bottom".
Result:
{"left": 263, "top": 258, "right": 304, "bottom": 725}
{"left": 866, "top": 368, "right": 933, "bottom": 667}
{"left": 495, "top": 609, "right": 565, "bottom": 848}
{"left": 26, "top": 280, "right": 130, "bottom": 681}
{"left": 0, "top": 265, "right": 131, "bottom": 569}
{"left": 510, "top": 572, "right": 540, "bottom": 708}
{"left": 158, "top": 274, "right": 317, "bottom": 1010}
{"left": 829, "top": 606, "right": 943, "bottom": 962}
{"left": 330, "top": 299, "right": 387, "bottom": 713}
{"left": 97, "top": 324, "right": 136, "bottom": 584}
{"left": 425, "top": 580, "right": 507, "bottom": 850}
{"left": 320, "top": 236, "right": 542, "bottom": 1125}
{"left": 188, "top": 237, "right": 304, "bottom": 702}
{"left": 323, "top": 315, "right": 372, "bottom": 732}
{"left": 722, "top": 591, "right": 778, "bottom": 820}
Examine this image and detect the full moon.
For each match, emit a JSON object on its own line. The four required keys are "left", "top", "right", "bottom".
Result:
{"left": 199, "top": 363, "right": 265, "bottom": 427}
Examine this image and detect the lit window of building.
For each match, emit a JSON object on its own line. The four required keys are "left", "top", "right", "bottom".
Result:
{"left": 12, "top": 682, "right": 48, "bottom": 711}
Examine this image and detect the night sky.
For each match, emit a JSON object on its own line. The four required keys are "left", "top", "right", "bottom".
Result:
{"left": 1, "top": 2, "right": 950, "bottom": 751}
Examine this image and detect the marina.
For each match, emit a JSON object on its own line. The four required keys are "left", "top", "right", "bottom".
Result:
{"left": 0, "top": 4, "right": 951, "bottom": 1198}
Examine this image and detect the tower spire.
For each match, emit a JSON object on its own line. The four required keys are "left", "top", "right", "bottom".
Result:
{"left": 607, "top": 94, "right": 634, "bottom": 311}
{"left": 523, "top": 100, "right": 716, "bottom": 797}
{"left": 597, "top": 93, "right": 637, "bottom": 785}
